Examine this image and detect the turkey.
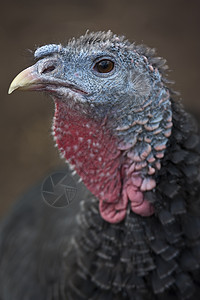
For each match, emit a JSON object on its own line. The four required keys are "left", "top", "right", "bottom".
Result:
{"left": 1, "top": 30, "right": 200, "bottom": 299}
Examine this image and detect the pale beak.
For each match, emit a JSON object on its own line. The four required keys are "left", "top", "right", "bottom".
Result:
{"left": 8, "top": 66, "right": 40, "bottom": 94}
{"left": 8, "top": 62, "right": 88, "bottom": 96}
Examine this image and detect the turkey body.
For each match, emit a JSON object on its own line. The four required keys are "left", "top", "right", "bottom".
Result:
{"left": 0, "top": 101, "right": 200, "bottom": 300}
{"left": 2, "top": 31, "right": 200, "bottom": 299}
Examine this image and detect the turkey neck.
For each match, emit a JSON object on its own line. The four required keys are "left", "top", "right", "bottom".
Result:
{"left": 53, "top": 87, "right": 172, "bottom": 224}
{"left": 53, "top": 100, "right": 154, "bottom": 223}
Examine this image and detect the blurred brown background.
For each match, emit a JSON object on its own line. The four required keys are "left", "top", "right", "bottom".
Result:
{"left": 0, "top": 0, "right": 199, "bottom": 217}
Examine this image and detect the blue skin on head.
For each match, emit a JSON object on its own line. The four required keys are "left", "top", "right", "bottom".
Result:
{"left": 33, "top": 37, "right": 155, "bottom": 112}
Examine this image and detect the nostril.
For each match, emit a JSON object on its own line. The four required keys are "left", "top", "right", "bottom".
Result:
{"left": 41, "top": 65, "right": 56, "bottom": 74}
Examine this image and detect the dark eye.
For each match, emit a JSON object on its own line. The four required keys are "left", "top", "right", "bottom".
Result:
{"left": 94, "top": 59, "right": 114, "bottom": 73}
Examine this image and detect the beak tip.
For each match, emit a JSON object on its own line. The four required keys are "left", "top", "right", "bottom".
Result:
{"left": 8, "top": 86, "right": 14, "bottom": 94}
{"left": 8, "top": 81, "right": 18, "bottom": 94}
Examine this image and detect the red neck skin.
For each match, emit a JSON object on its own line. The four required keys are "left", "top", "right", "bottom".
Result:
{"left": 53, "top": 101, "right": 154, "bottom": 223}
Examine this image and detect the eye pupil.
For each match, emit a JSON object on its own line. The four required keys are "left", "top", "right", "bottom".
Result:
{"left": 95, "top": 59, "right": 114, "bottom": 73}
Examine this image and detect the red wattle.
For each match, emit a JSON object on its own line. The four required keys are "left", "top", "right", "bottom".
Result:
{"left": 53, "top": 101, "right": 155, "bottom": 223}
